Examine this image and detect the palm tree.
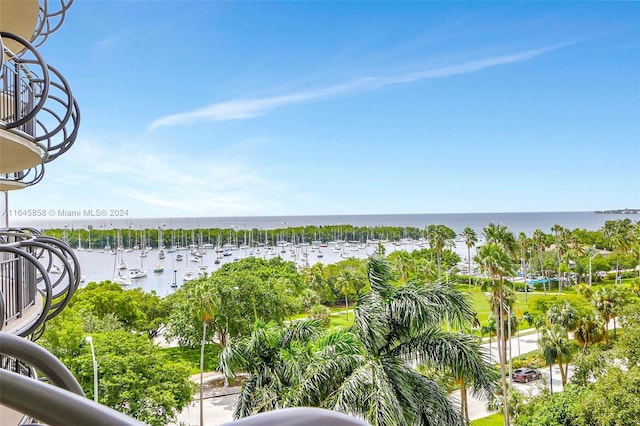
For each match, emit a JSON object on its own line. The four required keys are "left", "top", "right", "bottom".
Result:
{"left": 474, "top": 243, "right": 515, "bottom": 426}
{"left": 516, "top": 232, "right": 532, "bottom": 302}
{"left": 219, "top": 319, "right": 324, "bottom": 418}
{"left": 551, "top": 225, "right": 570, "bottom": 295}
{"left": 538, "top": 324, "right": 572, "bottom": 385}
{"left": 221, "top": 256, "right": 498, "bottom": 425}
{"left": 546, "top": 300, "right": 579, "bottom": 332}
{"left": 190, "top": 282, "right": 219, "bottom": 426}
{"left": 603, "top": 219, "right": 633, "bottom": 284}
{"left": 634, "top": 222, "right": 640, "bottom": 278}
{"left": 461, "top": 227, "right": 478, "bottom": 292}
{"left": 427, "top": 224, "right": 456, "bottom": 280}
{"left": 592, "top": 286, "right": 626, "bottom": 341}
{"left": 391, "top": 250, "right": 414, "bottom": 284}
{"left": 484, "top": 223, "right": 516, "bottom": 255}
{"left": 573, "top": 313, "right": 604, "bottom": 352}
{"left": 532, "top": 229, "right": 548, "bottom": 294}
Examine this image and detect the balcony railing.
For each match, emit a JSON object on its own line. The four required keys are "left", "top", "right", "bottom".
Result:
{"left": 0, "top": 228, "right": 80, "bottom": 339}
{"left": 0, "top": 166, "right": 45, "bottom": 188}
{"left": 31, "top": 0, "right": 75, "bottom": 49}
{"left": 1, "top": 31, "right": 80, "bottom": 175}
{"left": 0, "top": 32, "right": 49, "bottom": 139}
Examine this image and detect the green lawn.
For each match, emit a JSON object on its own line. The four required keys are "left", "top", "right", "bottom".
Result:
{"left": 453, "top": 283, "right": 591, "bottom": 333}
{"left": 329, "top": 309, "right": 355, "bottom": 328}
{"left": 161, "top": 344, "right": 221, "bottom": 375}
{"left": 470, "top": 413, "right": 504, "bottom": 425}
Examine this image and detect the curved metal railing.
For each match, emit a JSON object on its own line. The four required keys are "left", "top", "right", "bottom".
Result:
{"left": 0, "top": 32, "right": 50, "bottom": 138}
{"left": 30, "top": 0, "right": 75, "bottom": 49}
{"left": 33, "top": 64, "right": 80, "bottom": 162}
{"left": 0, "top": 228, "right": 80, "bottom": 338}
{"left": 1, "top": 32, "right": 80, "bottom": 173}
{"left": 0, "top": 166, "right": 46, "bottom": 188}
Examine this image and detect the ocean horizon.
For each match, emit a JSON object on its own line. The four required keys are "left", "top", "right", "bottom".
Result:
{"left": 23, "top": 210, "right": 635, "bottom": 297}
{"left": 12, "top": 211, "right": 637, "bottom": 235}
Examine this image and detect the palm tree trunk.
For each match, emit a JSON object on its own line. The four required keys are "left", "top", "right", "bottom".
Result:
{"left": 496, "top": 301, "right": 509, "bottom": 426}
{"left": 468, "top": 246, "right": 472, "bottom": 292}
{"left": 558, "top": 360, "right": 566, "bottom": 385}
{"left": 460, "top": 379, "right": 468, "bottom": 423}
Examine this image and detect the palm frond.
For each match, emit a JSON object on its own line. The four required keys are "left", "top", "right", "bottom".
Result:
{"left": 281, "top": 318, "right": 322, "bottom": 348}
{"left": 407, "top": 370, "right": 465, "bottom": 426}
{"left": 368, "top": 360, "right": 406, "bottom": 426}
{"left": 233, "top": 375, "right": 257, "bottom": 419}
{"left": 367, "top": 255, "right": 393, "bottom": 297}
{"left": 354, "top": 292, "right": 390, "bottom": 353}
{"left": 219, "top": 338, "right": 249, "bottom": 379}
{"left": 387, "top": 283, "right": 475, "bottom": 333}
{"left": 391, "top": 329, "right": 498, "bottom": 399}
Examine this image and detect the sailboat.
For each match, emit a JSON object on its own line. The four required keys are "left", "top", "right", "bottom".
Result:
{"left": 129, "top": 268, "right": 147, "bottom": 279}
{"left": 77, "top": 231, "right": 84, "bottom": 251}
{"left": 116, "top": 230, "right": 127, "bottom": 269}
{"left": 129, "top": 255, "right": 147, "bottom": 279}
{"left": 112, "top": 250, "right": 131, "bottom": 286}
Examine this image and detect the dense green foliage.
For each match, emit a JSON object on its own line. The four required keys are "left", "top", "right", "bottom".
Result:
{"left": 515, "top": 304, "right": 640, "bottom": 426}
{"left": 165, "top": 257, "right": 307, "bottom": 348}
{"left": 220, "top": 256, "right": 498, "bottom": 425}
{"left": 39, "top": 282, "right": 192, "bottom": 425}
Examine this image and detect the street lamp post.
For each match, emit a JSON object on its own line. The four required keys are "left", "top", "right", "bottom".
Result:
{"left": 85, "top": 336, "right": 98, "bottom": 403}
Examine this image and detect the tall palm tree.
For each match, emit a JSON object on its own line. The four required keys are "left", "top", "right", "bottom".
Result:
{"left": 634, "top": 221, "right": 640, "bottom": 278}
{"left": 427, "top": 224, "right": 456, "bottom": 280}
{"left": 484, "top": 223, "right": 516, "bottom": 255}
{"left": 461, "top": 227, "right": 478, "bottom": 292}
{"left": 516, "top": 232, "right": 532, "bottom": 302}
{"left": 538, "top": 324, "right": 572, "bottom": 385}
{"left": 190, "top": 282, "right": 219, "bottom": 426}
{"left": 551, "top": 225, "right": 570, "bottom": 295}
{"left": 474, "top": 243, "right": 515, "bottom": 426}
{"left": 592, "top": 286, "right": 626, "bottom": 341}
{"left": 532, "top": 229, "right": 548, "bottom": 294}
{"left": 221, "top": 256, "right": 498, "bottom": 425}
{"left": 603, "top": 219, "right": 633, "bottom": 284}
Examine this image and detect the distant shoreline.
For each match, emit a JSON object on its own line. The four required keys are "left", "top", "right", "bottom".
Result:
{"left": 594, "top": 209, "right": 639, "bottom": 214}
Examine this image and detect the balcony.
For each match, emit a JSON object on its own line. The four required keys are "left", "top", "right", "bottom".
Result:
{"left": 1, "top": 1, "right": 80, "bottom": 185}
{"left": 0, "top": 228, "right": 81, "bottom": 338}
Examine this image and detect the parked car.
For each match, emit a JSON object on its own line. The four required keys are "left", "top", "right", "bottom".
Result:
{"left": 512, "top": 368, "right": 542, "bottom": 383}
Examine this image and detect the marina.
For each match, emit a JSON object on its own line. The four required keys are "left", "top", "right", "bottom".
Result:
{"left": 35, "top": 210, "right": 635, "bottom": 296}
{"left": 72, "top": 239, "right": 432, "bottom": 296}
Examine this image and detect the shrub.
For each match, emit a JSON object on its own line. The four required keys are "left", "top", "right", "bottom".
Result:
{"left": 309, "top": 304, "right": 331, "bottom": 327}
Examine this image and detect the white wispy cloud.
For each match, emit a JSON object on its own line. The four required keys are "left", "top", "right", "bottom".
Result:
{"left": 93, "top": 31, "right": 128, "bottom": 55}
{"left": 56, "top": 138, "right": 288, "bottom": 216}
{"left": 149, "top": 43, "right": 569, "bottom": 130}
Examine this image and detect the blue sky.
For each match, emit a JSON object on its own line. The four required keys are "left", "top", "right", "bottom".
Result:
{"left": 10, "top": 1, "right": 640, "bottom": 218}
